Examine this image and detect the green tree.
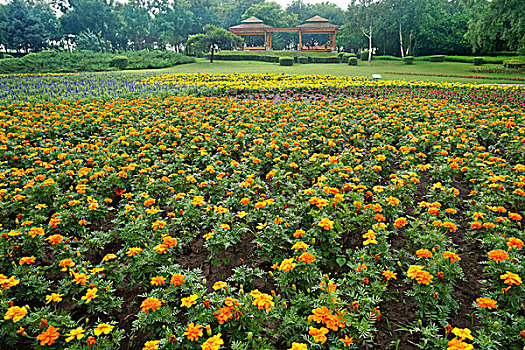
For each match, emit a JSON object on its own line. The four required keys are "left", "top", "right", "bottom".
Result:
{"left": 186, "top": 24, "right": 242, "bottom": 62}
{"left": 119, "top": 0, "right": 155, "bottom": 50}
{"left": 463, "top": 0, "right": 525, "bottom": 52}
{"left": 0, "top": 0, "right": 57, "bottom": 53}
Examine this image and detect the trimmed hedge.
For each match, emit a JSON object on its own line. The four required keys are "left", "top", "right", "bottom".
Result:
{"left": 473, "top": 57, "right": 483, "bottom": 66}
{"left": 348, "top": 57, "right": 358, "bottom": 66}
{"left": 404, "top": 56, "right": 414, "bottom": 65}
{"left": 279, "top": 57, "right": 294, "bottom": 66}
{"left": 111, "top": 56, "right": 129, "bottom": 70}
{"left": 308, "top": 57, "right": 340, "bottom": 63}
{"left": 0, "top": 50, "right": 194, "bottom": 74}
{"left": 341, "top": 53, "right": 352, "bottom": 63}
{"left": 297, "top": 56, "right": 308, "bottom": 64}
{"left": 429, "top": 55, "right": 445, "bottom": 62}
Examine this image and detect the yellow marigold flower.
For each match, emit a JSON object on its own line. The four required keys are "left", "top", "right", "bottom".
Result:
{"left": 181, "top": 294, "right": 198, "bottom": 307}
{"left": 288, "top": 343, "right": 308, "bottom": 350}
{"left": 150, "top": 276, "right": 166, "bottom": 286}
{"left": 102, "top": 253, "right": 117, "bottom": 262}
{"left": 201, "top": 333, "right": 224, "bottom": 350}
{"left": 185, "top": 322, "right": 203, "bottom": 341}
{"left": 279, "top": 258, "right": 296, "bottom": 272}
{"left": 318, "top": 218, "right": 334, "bottom": 230}
{"left": 500, "top": 271, "right": 521, "bottom": 285}
{"left": 65, "top": 326, "right": 85, "bottom": 342}
{"left": 81, "top": 287, "right": 98, "bottom": 303}
{"left": 212, "top": 281, "right": 227, "bottom": 290}
{"left": 142, "top": 340, "right": 160, "bottom": 350}
{"left": 45, "top": 293, "right": 63, "bottom": 304}
{"left": 93, "top": 323, "right": 114, "bottom": 336}
{"left": 452, "top": 327, "right": 474, "bottom": 340}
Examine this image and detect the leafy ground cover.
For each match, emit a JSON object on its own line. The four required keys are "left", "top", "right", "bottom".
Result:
{"left": 0, "top": 73, "right": 524, "bottom": 350}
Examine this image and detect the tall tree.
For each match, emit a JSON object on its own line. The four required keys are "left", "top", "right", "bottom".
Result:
{"left": 0, "top": 0, "right": 57, "bottom": 53}
{"left": 463, "top": 0, "right": 525, "bottom": 52}
{"left": 186, "top": 24, "right": 242, "bottom": 62}
{"left": 347, "top": 0, "right": 382, "bottom": 61}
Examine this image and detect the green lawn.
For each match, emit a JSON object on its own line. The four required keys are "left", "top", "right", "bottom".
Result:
{"left": 142, "top": 58, "right": 525, "bottom": 85}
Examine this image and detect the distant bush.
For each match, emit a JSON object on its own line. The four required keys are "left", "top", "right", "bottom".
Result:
{"left": 297, "top": 56, "right": 308, "bottom": 64}
{"left": 404, "top": 56, "right": 414, "bottom": 65}
{"left": 348, "top": 57, "right": 358, "bottom": 66}
{"left": 0, "top": 50, "right": 194, "bottom": 74}
{"left": 0, "top": 53, "right": 14, "bottom": 59}
{"left": 308, "top": 57, "right": 339, "bottom": 63}
{"left": 279, "top": 57, "right": 294, "bottom": 66}
{"left": 503, "top": 60, "right": 525, "bottom": 69}
{"left": 111, "top": 56, "right": 129, "bottom": 70}
{"left": 374, "top": 55, "right": 402, "bottom": 61}
{"left": 429, "top": 55, "right": 445, "bottom": 62}
{"left": 361, "top": 50, "right": 371, "bottom": 61}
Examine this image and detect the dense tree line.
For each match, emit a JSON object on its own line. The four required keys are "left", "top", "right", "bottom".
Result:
{"left": 0, "top": 0, "right": 522, "bottom": 55}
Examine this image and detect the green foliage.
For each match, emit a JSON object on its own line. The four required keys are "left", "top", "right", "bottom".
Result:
{"left": 404, "top": 56, "right": 414, "bottom": 65}
{"left": 429, "top": 55, "right": 445, "bottom": 62}
{"left": 297, "top": 56, "right": 308, "bottom": 64}
{"left": 110, "top": 56, "right": 129, "bottom": 70}
{"left": 187, "top": 24, "right": 243, "bottom": 62}
{"left": 360, "top": 50, "right": 371, "bottom": 61}
{"left": 348, "top": 57, "right": 358, "bottom": 65}
{"left": 279, "top": 57, "right": 294, "bottom": 66}
{"left": 0, "top": 50, "right": 194, "bottom": 74}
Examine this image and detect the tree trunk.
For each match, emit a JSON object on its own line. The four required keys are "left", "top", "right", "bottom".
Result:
{"left": 368, "top": 25, "right": 372, "bottom": 63}
{"left": 399, "top": 22, "right": 405, "bottom": 58}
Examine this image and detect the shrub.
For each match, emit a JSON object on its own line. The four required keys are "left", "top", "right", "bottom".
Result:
{"left": 361, "top": 50, "right": 371, "bottom": 61}
{"left": 429, "top": 55, "right": 445, "bottom": 62}
{"left": 298, "top": 56, "right": 308, "bottom": 64}
{"left": 503, "top": 60, "right": 525, "bottom": 69}
{"left": 348, "top": 57, "right": 358, "bottom": 66}
{"left": 473, "top": 57, "right": 483, "bottom": 66}
{"left": 111, "top": 56, "right": 129, "bottom": 70}
{"left": 337, "top": 52, "right": 344, "bottom": 62}
{"left": 404, "top": 56, "right": 414, "bottom": 65}
{"left": 279, "top": 57, "right": 294, "bottom": 66}
{"left": 309, "top": 57, "right": 340, "bottom": 63}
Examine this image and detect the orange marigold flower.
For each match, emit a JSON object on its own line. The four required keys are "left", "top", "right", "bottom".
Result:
{"left": 386, "top": 196, "right": 400, "bottom": 206}
{"left": 4, "top": 306, "right": 28, "bottom": 323}
{"left": 126, "top": 247, "right": 143, "bottom": 256}
{"left": 476, "top": 297, "right": 497, "bottom": 309}
{"left": 443, "top": 251, "right": 461, "bottom": 263}
{"left": 340, "top": 335, "right": 353, "bottom": 346}
{"left": 36, "top": 325, "right": 60, "bottom": 346}
{"left": 394, "top": 217, "right": 408, "bottom": 229}
{"left": 293, "top": 229, "right": 305, "bottom": 238}
{"left": 500, "top": 271, "right": 522, "bottom": 285}
{"left": 309, "top": 326, "right": 329, "bottom": 344}
{"left": 19, "top": 256, "right": 36, "bottom": 265}
{"left": 297, "top": 252, "right": 315, "bottom": 264}
{"left": 141, "top": 297, "right": 162, "bottom": 313}
{"left": 185, "top": 322, "right": 203, "bottom": 341}
{"left": 45, "top": 234, "right": 63, "bottom": 245}
{"left": 447, "top": 337, "right": 473, "bottom": 350}
{"left": 416, "top": 249, "right": 432, "bottom": 258}
{"left": 45, "top": 293, "right": 63, "bottom": 304}
{"left": 487, "top": 249, "right": 509, "bottom": 262}
{"left": 170, "top": 273, "right": 185, "bottom": 286}
{"left": 507, "top": 237, "right": 524, "bottom": 250}
{"left": 291, "top": 241, "right": 309, "bottom": 252}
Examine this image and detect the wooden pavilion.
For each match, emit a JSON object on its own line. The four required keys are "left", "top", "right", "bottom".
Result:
{"left": 229, "top": 15, "right": 339, "bottom": 52}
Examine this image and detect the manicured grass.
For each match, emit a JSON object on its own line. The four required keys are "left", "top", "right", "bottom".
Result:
{"left": 151, "top": 58, "right": 525, "bottom": 85}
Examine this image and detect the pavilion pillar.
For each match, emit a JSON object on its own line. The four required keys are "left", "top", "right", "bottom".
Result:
{"left": 330, "top": 32, "right": 336, "bottom": 50}
{"left": 268, "top": 33, "right": 272, "bottom": 50}
{"left": 298, "top": 31, "right": 302, "bottom": 51}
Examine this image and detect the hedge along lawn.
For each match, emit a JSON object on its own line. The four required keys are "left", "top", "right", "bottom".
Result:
{"left": 154, "top": 58, "right": 525, "bottom": 85}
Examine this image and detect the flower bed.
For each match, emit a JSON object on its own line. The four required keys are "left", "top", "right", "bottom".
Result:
{"left": 0, "top": 73, "right": 524, "bottom": 350}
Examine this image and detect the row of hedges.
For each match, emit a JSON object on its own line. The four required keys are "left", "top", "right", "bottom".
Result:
{"left": 0, "top": 50, "right": 195, "bottom": 74}
{"left": 209, "top": 53, "right": 340, "bottom": 64}
{"left": 374, "top": 54, "right": 525, "bottom": 65}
